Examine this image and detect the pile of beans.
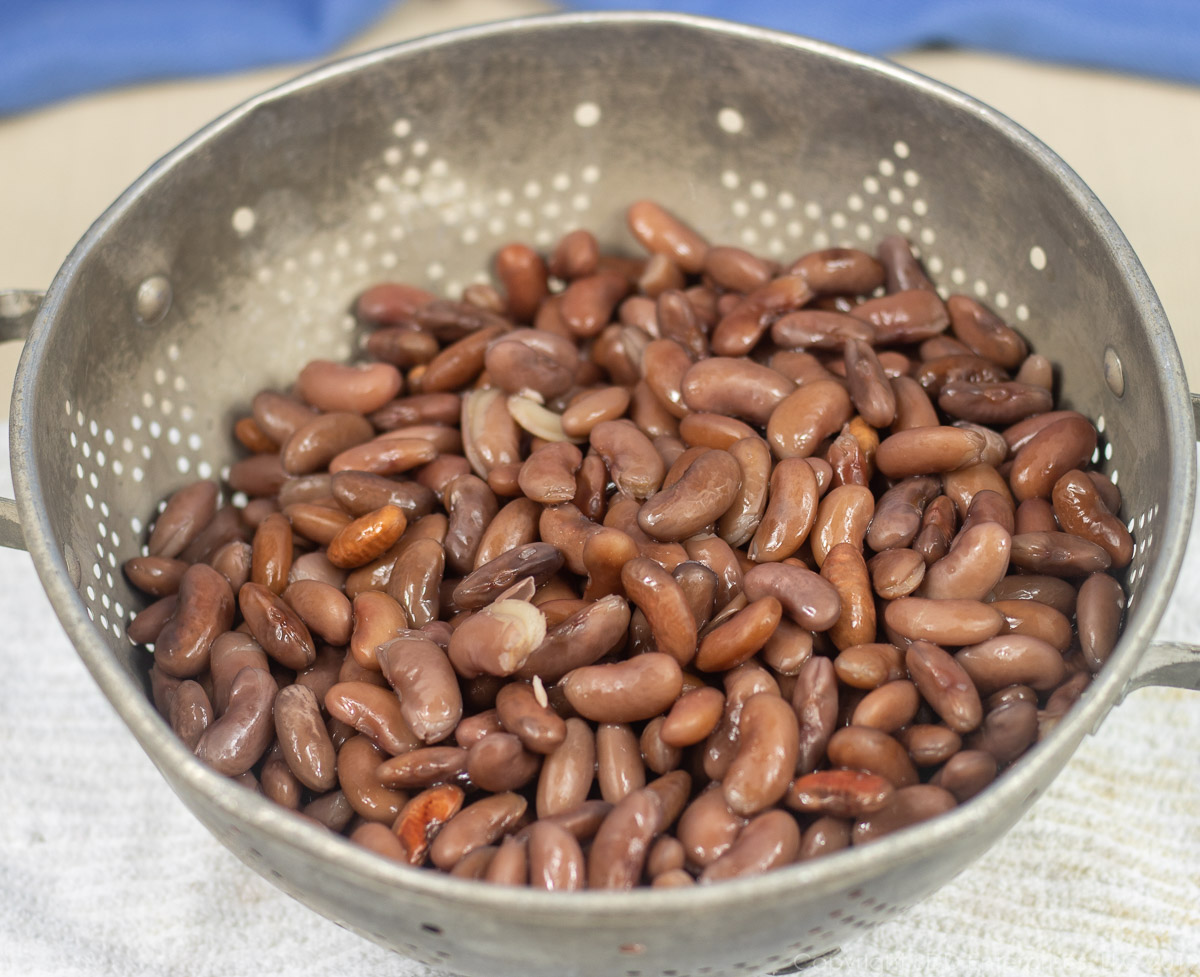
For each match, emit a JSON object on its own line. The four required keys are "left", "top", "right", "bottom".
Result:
{"left": 127, "top": 201, "right": 1130, "bottom": 890}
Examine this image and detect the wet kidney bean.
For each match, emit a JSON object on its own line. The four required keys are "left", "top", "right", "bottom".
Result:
{"left": 139, "top": 201, "right": 1131, "bottom": 890}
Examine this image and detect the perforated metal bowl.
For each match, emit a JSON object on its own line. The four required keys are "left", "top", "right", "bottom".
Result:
{"left": 2, "top": 12, "right": 1198, "bottom": 977}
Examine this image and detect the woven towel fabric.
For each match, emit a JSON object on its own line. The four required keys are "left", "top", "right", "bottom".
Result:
{"left": 3, "top": 0, "right": 1200, "bottom": 115}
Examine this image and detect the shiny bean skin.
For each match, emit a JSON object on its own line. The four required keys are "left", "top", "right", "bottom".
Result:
{"left": 148, "top": 480, "right": 220, "bottom": 559}
{"left": 562, "top": 653, "right": 683, "bottom": 724}
{"left": 561, "top": 386, "right": 631, "bottom": 439}
{"left": 537, "top": 718, "right": 596, "bottom": 818}
{"left": 748, "top": 457, "right": 819, "bottom": 562}
{"left": 620, "top": 558, "right": 698, "bottom": 666}
{"left": 876, "top": 426, "right": 987, "bottom": 479}
{"left": 495, "top": 681, "right": 567, "bottom": 755}
{"left": 596, "top": 722, "right": 647, "bottom": 803}
{"left": 695, "top": 598, "right": 781, "bottom": 672}
{"left": 811, "top": 484, "right": 875, "bottom": 567}
{"left": 124, "top": 555, "right": 189, "bottom": 597}
{"left": 681, "top": 358, "right": 795, "bottom": 427}
{"left": 956, "top": 635, "right": 1066, "bottom": 695}
{"left": 638, "top": 449, "right": 742, "bottom": 542}
{"left": 194, "top": 667, "right": 277, "bottom": 776}
{"left": 325, "top": 681, "right": 420, "bottom": 756}
{"left": 516, "top": 594, "right": 630, "bottom": 683}
{"left": 282, "top": 580, "right": 352, "bottom": 646}
{"left": 990, "top": 573, "right": 1078, "bottom": 617}
{"left": 442, "top": 475, "right": 499, "bottom": 576}
{"left": 766, "top": 380, "right": 853, "bottom": 460}
{"left": 677, "top": 786, "right": 748, "bottom": 869}
{"left": 1076, "top": 572, "right": 1126, "bottom": 672}
{"left": 921, "top": 521, "right": 1011, "bottom": 601}
{"left": 898, "top": 724, "right": 962, "bottom": 767}
{"left": 852, "top": 784, "right": 957, "bottom": 843}
{"left": 169, "top": 680, "right": 213, "bottom": 751}
{"left": 467, "top": 732, "right": 541, "bottom": 793}
{"left": 627, "top": 200, "right": 709, "bottom": 273}
{"left": 826, "top": 726, "right": 918, "bottom": 788}
{"left": 660, "top": 686, "right": 725, "bottom": 747}
{"left": 946, "top": 294, "right": 1027, "bottom": 368}
{"left": 295, "top": 360, "right": 402, "bottom": 415}
{"left": 528, "top": 821, "right": 585, "bottom": 891}
{"left": 799, "top": 816, "right": 852, "bottom": 862}
{"left": 1052, "top": 470, "right": 1134, "bottom": 567}
{"left": 430, "top": 793, "right": 529, "bottom": 871}
{"left": 821, "top": 543, "right": 875, "bottom": 650}
{"left": 154, "top": 564, "right": 236, "bottom": 677}
{"left": 1009, "top": 414, "right": 1098, "bottom": 502}
{"left": 1010, "top": 531, "right": 1112, "bottom": 577}
{"left": 849, "top": 289, "right": 949, "bottom": 344}
{"left": 699, "top": 809, "right": 800, "bottom": 883}
{"left": 885, "top": 597, "right": 1003, "bottom": 647}
{"left": 844, "top": 339, "right": 897, "bottom": 427}
{"left": 851, "top": 680, "right": 921, "bottom": 733}
{"left": 868, "top": 548, "right": 926, "bottom": 600}
{"left": 991, "top": 599, "right": 1073, "bottom": 652}
{"left": 938, "top": 380, "right": 1052, "bottom": 426}
{"left": 377, "top": 633, "right": 463, "bottom": 744}
{"left": 743, "top": 562, "right": 841, "bottom": 632}
{"left": 703, "top": 245, "right": 774, "bottom": 293}
{"left": 274, "top": 683, "right": 337, "bottom": 791}
{"left": 712, "top": 273, "right": 813, "bottom": 355}
{"left": 929, "top": 749, "right": 998, "bottom": 802}
{"left": 375, "top": 745, "right": 469, "bottom": 789}
{"left": 590, "top": 420, "right": 665, "bottom": 500}
{"left": 833, "top": 643, "right": 907, "bottom": 691}
{"left": 723, "top": 693, "right": 800, "bottom": 816}
{"left": 905, "top": 640, "right": 983, "bottom": 733}
{"left": 770, "top": 309, "right": 875, "bottom": 350}
{"left": 238, "top": 581, "right": 316, "bottom": 670}
{"left": 786, "top": 769, "right": 895, "bottom": 819}
{"left": 866, "top": 477, "right": 941, "bottom": 553}
{"left": 587, "top": 788, "right": 663, "bottom": 889}
{"left": 965, "top": 698, "right": 1039, "bottom": 765}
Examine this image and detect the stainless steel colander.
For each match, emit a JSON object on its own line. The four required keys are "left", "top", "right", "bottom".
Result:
{"left": 2, "top": 12, "right": 1198, "bottom": 977}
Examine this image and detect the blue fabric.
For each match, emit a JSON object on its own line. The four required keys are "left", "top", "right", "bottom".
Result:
{"left": 2, "top": 0, "right": 1200, "bottom": 116}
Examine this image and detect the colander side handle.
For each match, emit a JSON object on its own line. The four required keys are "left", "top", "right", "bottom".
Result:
{"left": 0, "top": 289, "right": 40, "bottom": 551}
{"left": 1125, "top": 393, "right": 1200, "bottom": 693}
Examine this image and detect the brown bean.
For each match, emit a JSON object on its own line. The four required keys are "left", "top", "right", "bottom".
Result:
{"left": 746, "top": 456, "right": 819, "bottom": 562}
{"left": 148, "top": 480, "right": 219, "bottom": 559}
{"left": 1052, "top": 470, "right": 1133, "bottom": 567}
{"left": 811, "top": 483, "right": 874, "bottom": 567}
{"left": 640, "top": 717, "right": 681, "bottom": 775}
{"left": 991, "top": 599, "right": 1073, "bottom": 651}
{"left": 786, "top": 769, "right": 895, "bottom": 818}
{"left": 1076, "top": 572, "right": 1125, "bottom": 672}
{"left": 154, "top": 564, "right": 236, "bottom": 677}
{"left": 921, "top": 521, "right": 1012, "bottom": 602}
{"left": 703, "top": 245, "right": 773, "bottom": 292}
{"left": 833, "top": 643, "right": 907, "bottom": 690}
{"left": 295, "top": 360, "right": 402, "bottom": 414}
{"left": 742, "top": 562, "right": 841, "bottom": 632}
{"left": 868, "top": 548, "right": 926, "bottom": 600}
{"left": 876, "top": 426, "right": 987, "bottom": 479}
{"left": 849, "top": 289, "right": 949, "bottom": 344}
{"left": 699, "top": 809, "right": 800, "bottom": 883}
{"left": 898, "top": 724, "right": 962, "bottom": 767}
{"left": 194, "top": 667, "right": 277, "bottom": 775}
{"left": 238, "top": 580, "right": 317, "bottom": 670}
{"left": 929, "top": 749, "right": 997, "bottom": 802}
{"left": 878, "top": 235, "right": 935, "bottom": 293}
{"left": 447, "top": 599, "right": 547, "bottom": 678}
{"left": 281, "top": 412, "right": 375, "bottom": 476}
{"left": 376, "top": 633, "right": 463, "bottom": 744}
{"left": 375, "top": 745, "right": 468, "bottom": 789}
{"left": 430, "top": 792, "right": 529, "bottom": 871}
{"left": 562, "top": 653, "right": 682, "bottom": 723}
{"left": 946, "top": 294, "right": 1027, "bottom": 369}
{"left": 694, "top": 598, "right": 781, "bottom": 672}
{"left": 560, "top": 271, "right": 629, "bottom": 338}
{"left": 282, "top": 580, "right": 351, "bottom": 646}
{"left": 677, "top": 786, "right": 747, "bottom": 869}
{"left": 956, "top": 635, "right": 1066, "bottom": 696}
{"left": 627, "top": 200, "right": 709, "bottom": 273}
{"left": 466, "top": 732, "right": 541, "bottom": 793}
{"left": 852, "top": 784, "right": 957, "bottom": 843}
{"left": 168, "top": 680, "right": 212, "bottom": 751}
{"left": 885, "top": 597, "right": 1003, "bottom": 647}
{"left": 527, "top": 820, "right": 585, "bottom": 891}
{"left": 681, "top": 358, "right": 795, "bottom": 427}
{"left": 990, "top": 573, "right": 1078, "bottom": 617}
{"left": 596, "top": 722, "right": 646, "bottom": 804}
{"left": 560, "top": 387, "right": 630, "bottom": 439}
{"left": 938, "top": 380, "right": 1053, "bottom": 427}
{"left": 587, "top": 788, "right": 663, "bottom": 890}
{"left": 1009, "top": 414, "right": 1099, "bottom": 502}
{"left": 656, "top": 686, "right": 724, "bottom": 748}
{"left": 123, "top": 555, "right": 189, "bottom": 597}
{"left": 844, "top": 339, "right": 897, "bottom": 428}
{"left": 799, "top": 816, "right": 852, "bottom": 861}
{"left": 770, "top": 309, "right": 875, "bottom": 350}
{"left": 495, "top": 681, "right": 567, "bottom": 755}
{"left": 851, "top": 680, "right": 921, "bottom": 733}
{"left": 916, "top": 354, "right": 1010, "bottom": 398}
{"left": 827, "top": 726, "right": 918, "bottom": 788}
{"left": 867, "top": 477, "right": 941, "bottom": 552}
{"left": 766, "top": 380, "right": 853, "bottom": 460}
{"left": 1010, "top": 531, "right": 1112, "bottom": 577}
{"left": 965, "top": 698, "right": 1039, "bottom": 764}
{"left": 517, "top": 594, "right": 630, "bottom": 682}
{"left": 273, "top": 684, "right": 337, "bottom": 791}
{"left": 261, "top": 749, "right": 302, "bottom": 810}
{"left": 325, "top": 681, "right": 419, "bottom": 756}
{"left": 537, "top": 717, "right": 596, "bottom": 818}
{"left": 712, "top": 273, "right": 813, "bottom": 355}
{"left": 821, "top": 543, "right": 875, "bottom": 650}
{"left": 905, "top": 640, "right": 983, "bottom": 733}
{"left": 589, "top": 419, "right": 665, "bottom": 500}
{"left": 619, "top": 557, "right": 698, "bottom": 666}
{"left": 638, "top": 449, "right": 742, "bottom": 542}
{"left": 722, "top": 693, "right": 800, "bottom": 816}
{"left": 491, "top": 245, "right": 548, "bottom": 323}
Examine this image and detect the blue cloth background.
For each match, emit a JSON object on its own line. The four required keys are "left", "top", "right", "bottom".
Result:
{"left": 2, "top": 0, "right": 1200, "bottom": 116}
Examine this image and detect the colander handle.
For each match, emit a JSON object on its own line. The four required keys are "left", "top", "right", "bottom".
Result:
{"left": 0, "top": 289, "right": 40, "bottom": 551}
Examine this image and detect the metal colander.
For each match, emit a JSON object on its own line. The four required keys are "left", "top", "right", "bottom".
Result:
{"left": 3, "top": 12, "right": 1197, "bottom": 977}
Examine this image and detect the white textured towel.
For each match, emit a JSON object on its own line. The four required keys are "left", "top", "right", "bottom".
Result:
{"left": 1, "top": 473, "right": 1198, "bottom": 977}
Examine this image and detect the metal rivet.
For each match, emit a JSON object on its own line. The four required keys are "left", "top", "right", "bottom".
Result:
{"left": 63, "top": 543, "right": 81, "bottom": 588}
{"left": 135, "top": 275, "right": 172, "bottom": 325}
{"left": 1103, "top": 346, "right": 1125, "bottom": 397}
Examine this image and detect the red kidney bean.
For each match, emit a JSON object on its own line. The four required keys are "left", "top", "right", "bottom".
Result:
{"left": 149, "top": 480, "right": 219, "bottom": 560}
{"left": 194, "top": 667, "right": 277, "bottom": 776}
{"left": 827, "top": 726, "right": 918, "bottom": 788}
{"left": 821, "top": 543, "right": 875, "bottom": 650}
{"left": 325, "top": 681, "right": 420, "bottom": 756}
{"left": 562, "top": 653, "right": 683, "bottom": 724}
{"left": 627, "top": 200, "right": 709, "bottom": 274}
{"left": 885, "top": 597, "right": 1003, "bottom": 647}
{"left": 876, "top": 426, "right": 987, "bottom": 479}
{"left": 851, "top": 679, "right": 921, "bottom": 733}
{"left": 712, "top": 273, "right": 813, "bottom": 355}
{"left": 833, "top": 643, "right": 906, "bottom": 690}
{"left": 956, "top": 635, "right": 1066, "bottom": 695}
{"left": 1052, "top": 470, "right": 1133, "bottom": 567}
{"left": 1009, "top": 414, "right": 1098, "bottom": 502}
{"left": 722, "top": 692, "right": 800, "bottom": 816}
{"left": 699, "top": 809, "right": 800, "bottom": 883}
{"left": 786, "top": 769, "right": 895, "bottom": 819}
{"left": 295, "top": 360, "right": 402, "bottom": 415}
{"left": 743, "top": 562, "right": 841, "bottom": 632}
{"left": 946, "top": 294, "right": 1027, "bottom": 368}
{"left": 124, "top": 555, "right": 189, "bottom": 597}
{"left": 844, "top": 339, "right": 897, "bottom": 428}
{"left": 766, "top": 380, "right": 853, "bottom": 460}
{"left": 921, "top": 521, "right": 1011, "bottom": 601}
{"left": 748, "top": 456, "right": 819, "bottom": 562}
{"left": 516, "top": 594, "right": 630, "bottom": 682}
{"left": 898, "top": 724, "right": 962, "bottom": 767}
{"left": 375, "top": 745, "right": 468, "bottom": 789}
{"left": 905, "top": 640, "right": 983, "bottom": 733}
{"left": 1010, "top": 531, "right": 1112, "bottom": 577}
{"left": 596, "top": 722, "right": 646, "bottom": 804}
{"left": 274, "top": 683, "right": 337, "bottom": 791}
{"left": 377, "top": 632, "right": 463, "bottom": 744}
{"left": 792, "top": 656, "right": 838, "bottom": 776}
{"left": 799, "top": 816, "right": 853, "bottom": 862}
{"left": 770, "top": 309, "right": 875, "bottom": 350}
{"left": 169, "top": 680, "right": 213, "bottom": 751}
{"left": 587, "top": 788, "right": 663, "bottom": 889}
{"left": 154, "top": 564, "right": 236, "bottom": 677}
{"left": 430, "top": 792, "right": 528, "bottom": 871}
{"left": 1076, "top": 572, "right": 1126, "bottom": 672}
{"left": 638, "top": 449, "right": 742, "bottom": 542}
{"left": 965, "top": 698, "right": 1039, "bottom": 765}
{"left": 681, "top": 358, "right": 795, "bottom": 427}
{"left": 852, "top": 784, "right": 957, "bottom": 843}
{"left": 849, "top": 289, "right": 948, "bottom": 344}
{"left": 527, "top": 820, "right": 585, "bottom": 891}
{"left": 868, "top": 547, "right": 926, "bottom": 600}
{"left": 991, "top": 599, "right": 1072, "bottom": 652}
{"left": 619, "top": 558, "right": 698, "bottom": 667}
{"left": 929, "top": 749, "right": 998, "bottom": 802}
